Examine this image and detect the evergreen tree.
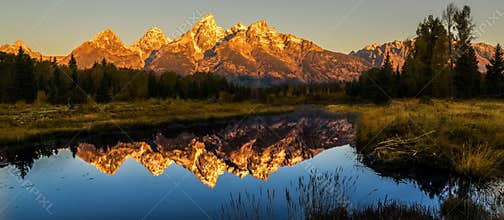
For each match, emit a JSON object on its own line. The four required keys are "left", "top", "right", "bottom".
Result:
{"left": 81, "top": 70, "right": 95, "bottom": 96}
{"left": 485, "top": 44, "right": 504, "bottom": 97}
{"left": 377, "top": 53, "right": 396, "bottom": 97}
{"left": 14, "top": 47, "right": 36, "bottom": 103}
{"left": 49, "top": 66, "right": 65, "bottom": 103}
{"left": 68, "top": 54, "right": 85, "bottom": 103}
{"left": 147, "top": 71, "right": 159, "bottom": 98}
{"left": 69, "top": 54, "right": 78, "bottom": 81}
{"left": 34, "top": 60, "right": 53, "bottom": 94}
{"left": 405, "top": 15, "right": 450, "bottom": 98}
{"left": 0, "top": 53, "right": 9, "bottom": 102}
{"left": 453, "top": 5, "right": 481, "bottom": 98}
{"left": 96, "top": 61, "right": 112, "bottom": 103}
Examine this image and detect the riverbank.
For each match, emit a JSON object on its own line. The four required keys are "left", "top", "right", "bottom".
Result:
{"left": 0, "top": 99, "right": 296, "bottom": 145}
{"left": 328, "top": 99, "right": 504, "bottom": 179}
{"left": 2, "top": 98, "right": 503, "bottom": 179}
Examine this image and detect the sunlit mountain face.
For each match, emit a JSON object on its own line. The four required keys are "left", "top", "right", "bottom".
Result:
{"left": 350, "top": 40, "right": 500, "bottom": 73}
{"left": 1, "top": 110, "right": 355, "bottom": 188}
{"left": 76, "top": 111, "right": 355, "bottom": 187}
{"left": 0, "top": 14, "right": 371, "bottom": 85}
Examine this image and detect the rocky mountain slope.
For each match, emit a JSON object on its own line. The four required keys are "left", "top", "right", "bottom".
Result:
{"left": 3, "top": 14, "right": 369, "bottom": 85}
{"left": 59, "top": 29, "right": 145, "bottom": 69}
{"left": 350, "top": 40, "right": 499, "bottom": 73}
{"left": 472, "top": 42, "right": 497, "bottom": 73}
{"left": 129, "top": 26, "right": 171, "bottom": 64}
{"left": 0, "top": 40, "right": 64, "bottom": 61}
{"left": 0, "top": 40, "right": 43, "bottom": 58}
{"left": 148, "top": 14, "right": 371, "bottom": 85}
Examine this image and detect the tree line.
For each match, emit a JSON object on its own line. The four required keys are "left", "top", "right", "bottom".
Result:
{"left": 0, "top": 51, "right": 343, "bottom": 104}
{"left": 346, "top": 4, "right": 504, "bottom": 103}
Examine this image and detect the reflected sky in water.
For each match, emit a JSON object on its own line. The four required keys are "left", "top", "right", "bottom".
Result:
{"left": 0, "top": 111, "right": 457, "bottom": 219}
{"left": 0, "top": 146, "right": 441, "bottom": 219}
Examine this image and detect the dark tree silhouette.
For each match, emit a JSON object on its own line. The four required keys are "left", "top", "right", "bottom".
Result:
{"left": 14, "top": 47, "right": 36, "bottom": 103}
{"left": 485, "top": 44, "right": 504, "bottom": 97}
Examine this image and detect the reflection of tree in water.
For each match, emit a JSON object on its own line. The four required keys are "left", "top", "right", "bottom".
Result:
{"left": 0, "top": 145, "right": 59, "bottom": 178}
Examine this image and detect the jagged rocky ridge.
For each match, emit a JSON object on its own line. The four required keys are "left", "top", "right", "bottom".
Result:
{"left": 148, "top": 14, "right": 371, "bottom": 85}
{"left": 76, "top": 111, "right": 354, "bottom": 188}
{"left": 350, "top": 40, "right": 499, "bottom": 73}
{"left": 2, "top": 14, "right": 371, "bottom": 85}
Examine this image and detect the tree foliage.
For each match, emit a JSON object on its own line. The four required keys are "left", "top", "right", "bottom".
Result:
{"left": 347, "top": 4, "right": 497, "bottom": 101}
{"left": 485, "top": 44, "right": 504, "bottom": 97}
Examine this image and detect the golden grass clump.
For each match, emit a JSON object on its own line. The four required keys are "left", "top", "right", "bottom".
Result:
{"left": 328, "top": 99, "right": 504, "bottom": 178}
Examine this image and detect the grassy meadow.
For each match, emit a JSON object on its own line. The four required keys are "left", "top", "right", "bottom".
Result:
{"left": 328, "top": 99, "right": 504, "bottom": 179}
{"left": 0, "top": 99, "right": 295, "bottom": 145}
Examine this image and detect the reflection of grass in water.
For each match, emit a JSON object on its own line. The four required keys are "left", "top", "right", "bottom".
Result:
{"left": 440, "top": 196, "right": 495, "bottom": 220}
{"left": 218, "top": 170, "right": 440, "bottom": 220}
{"left": 218, "top": 189, "right": 276, "bottom": 220}
{"left": 219, "top": 170, "right": 504, "bottom": 219}
{"left": 286, "top": 169, "right": 356, "bottom": 219}
{"left": 351, "top": 201, "right": 435, "bottom": 220}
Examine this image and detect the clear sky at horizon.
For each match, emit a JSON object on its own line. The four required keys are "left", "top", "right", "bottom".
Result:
{"left": 0, "top": 0, "right": 502, "bottom": 55}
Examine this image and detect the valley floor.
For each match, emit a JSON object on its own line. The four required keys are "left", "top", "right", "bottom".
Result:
{"left": 1, "top": 98, "right": 503, "bottom": 179}
{"left": 0, "top": 100, "right": 295, "bottom": 145}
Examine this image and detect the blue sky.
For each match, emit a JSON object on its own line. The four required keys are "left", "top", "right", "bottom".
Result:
{"left": 0, "top": 0, "right": 502, "bottom": 55}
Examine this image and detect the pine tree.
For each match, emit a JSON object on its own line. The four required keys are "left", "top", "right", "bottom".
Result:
{"left": 405, "top": 15, "right": 450, "bottom": 98}
{"left": 96, "top": 63, "right": 112, "bottom": 103}
{"left": 49, "top": 66, "right": 65, "bottom": 103}
{"left": 485, "top": 44, "right": 504, "bottom": 97}
{"left": 68, "top": 54, "right": 85, "bottom": 103}
{"left": 0, "top": 53, "right": 8, "bottom": 102}
{"left": 69, "top": 54, "right": 78, "bottom": 78}
{"left": 378, "top": 53, "right": 396, "bottom": 98}
{"left": 453, "top": 6, "right": 481, "bottom": 98}
{"left": 147, "top": 71, "right": 158, "bottom": 98}
{"left": 80, "top": 70, "right": 93, "bottom": 96}
{"left": 14, "top": 47, "right": 36, "bottom": 103}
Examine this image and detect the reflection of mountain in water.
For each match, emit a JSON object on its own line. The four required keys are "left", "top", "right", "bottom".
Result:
{"left": 76, "top": 112, "right": 354, "bottom": 187}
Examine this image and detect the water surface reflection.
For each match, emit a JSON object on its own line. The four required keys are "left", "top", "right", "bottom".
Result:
{"left": 0, "top": 110, "right": 501, "bottom": 219}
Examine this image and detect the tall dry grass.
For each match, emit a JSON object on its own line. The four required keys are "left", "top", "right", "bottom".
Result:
{"left": 328, "top": 99, "right": 504, "bottom": 178}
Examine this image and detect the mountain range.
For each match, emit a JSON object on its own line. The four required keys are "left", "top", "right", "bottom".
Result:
{"left": 0, "top": 14, "right": 500, "bottom": 85}
{"left": 350, "top": 40, "right": 499, "bottom": 73}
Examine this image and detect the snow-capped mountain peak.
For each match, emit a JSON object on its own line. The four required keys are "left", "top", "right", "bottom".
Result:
{"left": 131, "top": 26, "right": 171, "bottom": 60}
